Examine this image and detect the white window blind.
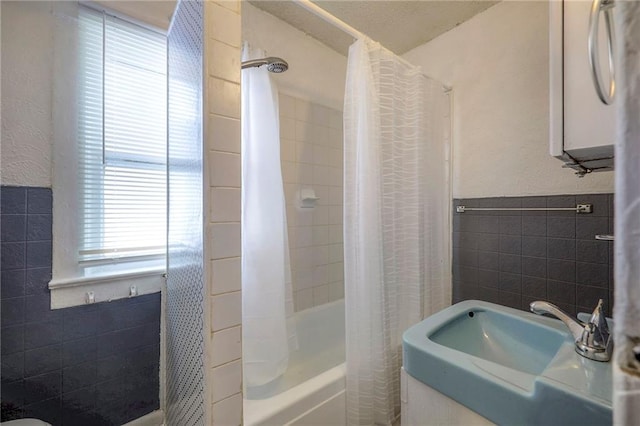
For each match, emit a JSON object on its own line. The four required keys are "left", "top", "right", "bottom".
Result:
{"left": 78, "top": 8, "right": 167, "bottom": 269}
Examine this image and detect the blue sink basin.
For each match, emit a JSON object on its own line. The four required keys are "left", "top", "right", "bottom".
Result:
{"left": 403, "top": 300, "right": 612, "bottom": 425}
{"left": 430, "top": 308, "right": 565, "bottom": 376}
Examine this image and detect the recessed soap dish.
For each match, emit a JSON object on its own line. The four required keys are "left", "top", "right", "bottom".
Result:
{"left": 299, "top": 188, "right": 320, "bottom": 208}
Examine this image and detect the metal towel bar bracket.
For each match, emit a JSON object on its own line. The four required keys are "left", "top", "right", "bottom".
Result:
{"left": 456, "top": 204, "right": 593, "bottom": 214}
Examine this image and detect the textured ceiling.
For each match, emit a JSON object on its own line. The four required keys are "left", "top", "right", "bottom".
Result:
{"left": 248, "top": 0, "right": 499, "bottom": 55}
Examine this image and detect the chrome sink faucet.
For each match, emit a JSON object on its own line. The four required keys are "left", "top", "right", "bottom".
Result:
{"left": 530, "top": 299, "right": 613, "bottom": 362}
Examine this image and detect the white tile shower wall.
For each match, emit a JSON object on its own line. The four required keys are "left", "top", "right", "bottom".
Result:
{"left": 204, "top": 0, "right": 243, "bottom": 424}
{"left": 280, "top": 93, "right": 345, "bottom": 311}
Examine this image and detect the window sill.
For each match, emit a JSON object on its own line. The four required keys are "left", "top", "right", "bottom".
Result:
{"left": 48, "top": 268, "right": 165, "bottom": 309}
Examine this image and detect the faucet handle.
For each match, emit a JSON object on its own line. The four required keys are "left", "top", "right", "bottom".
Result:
{"left": 576, "top": 299, "right": 613, "bottom": 361}
{"left": 587, "top": 299, "right": 610, "bottom": 342}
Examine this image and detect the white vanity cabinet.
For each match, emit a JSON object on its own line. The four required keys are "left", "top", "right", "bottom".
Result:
{"left": 549, "top": 0, "right": 616, "bottom": 176}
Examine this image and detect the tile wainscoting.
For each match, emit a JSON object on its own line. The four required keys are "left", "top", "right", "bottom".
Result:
{"left": 1, "top": 186, "right": 160, "bottom": 425}
{"left": 452, "top": 194, "right": 614, "bottom": 317}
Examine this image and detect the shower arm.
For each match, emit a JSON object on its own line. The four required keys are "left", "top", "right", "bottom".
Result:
{"left": 242, "top": 59, "right": 269, "bottom": 70}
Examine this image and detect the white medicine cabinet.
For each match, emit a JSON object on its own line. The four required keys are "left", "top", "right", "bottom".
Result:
{"left": 549, "top": 0, "right": 616, "bottom": 176}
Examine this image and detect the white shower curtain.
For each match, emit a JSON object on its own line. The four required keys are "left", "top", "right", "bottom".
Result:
{"left": 614, "top": 1, "right": 640, "bottom": 423}
{"left": 241, "top": 44, "right": 296, "bottom": 388}
{"left": 344, "top": 39, "right": 450, "bottom": 425}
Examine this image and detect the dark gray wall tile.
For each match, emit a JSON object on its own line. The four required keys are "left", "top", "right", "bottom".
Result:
{"left": 522, "top": 276, "right": 547, "bottom": 298}
{"left": 452, "top": 249, "right": 478, "bottom": 268}
{"left": 453, "top": 232, "right": 479, "bottom": 250}
{"left": 547, "top": 217, "right": 575, "bottom": 238}
{"left": 576, "top": 286, "right": 609, "bottom": 312}
{"left": 61, "top": 386, "right": 103, "bottom": 426}
{"left": 547, "top": 195, "right": 577, "bottom": 216}
{"left": 547, "top": 238, "right": 576, "bottom": 260}
{"left": 62, "top": 337, "right": 97, "bottom": 367}
{"left": 2, "top": 298, "right": 25, "bottom": 327}
{"left": 477, "top": 286, "right": 500, "bottom": 304}
{"left": 96, "top": 379, "right": 158, "bottom": 425}
{"left": 96, "top": 299, "right": 161, "bottom": 334}
{"left": 63, "top": 310, "right": 98, "bottom": 341}
{"left": 1, "top": 187, "right": 27, "bottom": 215}
{"left": 499, "top": 272, "right": 521, "bottom": 293}
{"left": 577, "top": 240, "right": 609, "bottom": 264}
{"left": 453, "top": 194, "right": 614, "bottom": 318}
{"left": 1, "top": 380, "right": 26, "bottom": 415}
{"left": 478, "top": 252, "right": 499, "bottom": 271}
{"left": 62, "top": 363, "right": 97, "bottom": 394}
{"left": 2, "top": 270, "right": 25, "bottom": 299}
{"left": 25, "top": 268, "right": 51, "bottom": 296}
{"left": 499, "top": 291, "right": 521, "bottom": 309}
{"left": 1, "top": 352, "right": 24, "bottom": 383}
{"left": 478, "top": 234, "right": 500, "bottom": 252}
{"left": 456, "top": 215, "right": 477, "bottom": 233}
{"left": 26, "top": 241, "right": 51, "bottom": 269}
{"left": 26, "top": 215, "right": 52, "bottom": 241}
{"left": 1, "top": 326, "right": 24, "bottom": 355}
{"left": 96, "top": 321, "right": 160, "bottom": 359}
{"left": 24, "top": 371, "right": 62, "bottom": 405}
{"left": 26, "top": 189, "right": 52, "bottom": 215}
{"left": 499, "top": 235, "right": 521, "bottom": 254}
{"left": 1, "top": 186, "right": 160, "bottom": 424}
{"left": 23, "top": 396, "right": 61, "bottom": 426}
{"left": 608, "top": 243, "right": 614, "bottom": 266}
{"left": 476, "top": 216, "right": 500, "bottom": 234}
{"left": 24, "top": 320, "right": 63, "bottom": 350}
{"left": 522, "top": 236, "right": 546, "bottom": 258}
{"left": 522, "top": 216, "right": 546, "bottom": 236}
{"left": 24, "top": 294, "right": 62, "bottom": 324}
{"left": 521, "top": 196, "right": 547, "bottom": 215}
{"left": 499, "top": 216, "right": 521, "bottom": 235}
{"left": 576, "top": 262, "right": 609, "bottom": 288}
{"left": 1, "top": 216, "right": 26, "bottom": 243}
{"left": 547, "top": 280, "right": 576, "bottom": 305}
{"left": 548, "top": 259, "right": 576, "bottom": 282}
{"left": 478, "top": 269, "right": 499, "bottom": 288}
{"left": 24, "top": 345, "right": 62, "bottom": 377}
{"left": 522, "top": 257, "right": 547, "bottom": 278}
{"left": 576, "top": 217, "right": 608, "bottom": 240}
{"left": 453, "top": 265, "right": 478, "bottom": 284}
{"left": 96, "top": 345, "right": 159, "bottom": 383}
{"left": 1, "top": 243, "right": 26, "bottom": 271}
{"left": 577, "top": 194, "right": 609, "bottom": 216}
{"left": 608, "top": 194, "right": 614, "bottom": 218}
{"left": 499, "top": 254, "right": 521, "bottom": 274}
{"left": 452, "top": 281, "right": 477, "bottom": 302}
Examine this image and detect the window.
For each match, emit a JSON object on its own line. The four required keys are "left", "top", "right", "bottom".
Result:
{"left": 49, "top": 6, "right": 167, "bottom": 308}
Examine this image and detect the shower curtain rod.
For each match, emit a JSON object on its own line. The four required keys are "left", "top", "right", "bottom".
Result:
{"left": 291, "top": 0, "right": 452, "bottom": 93}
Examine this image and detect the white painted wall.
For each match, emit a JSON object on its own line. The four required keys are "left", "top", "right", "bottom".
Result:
{"left": 403, "top": 0, "right": 615, "bottom": 199}
{"left": 0, "top": 1, "right": 175, "bottom": 188}
{"left": 1, "top": 1, "right": 54, "bottom": 187}
{"left": 242, "top": 3, "right": 347, "bottom": 111}
{"left": 92, "top": 0, "right": 175, "bottom": 30}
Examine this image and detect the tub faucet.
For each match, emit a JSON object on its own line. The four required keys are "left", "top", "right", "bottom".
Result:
{"left": 530, "top": 299, "right": 612, "bottom": 362}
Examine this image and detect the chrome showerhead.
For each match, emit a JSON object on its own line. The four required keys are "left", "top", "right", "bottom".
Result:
{"left": 266, "top": 59, "right": 288, "bottom": 73}
{"left": 241, "top": 57, "right": 289, "bottom": 73}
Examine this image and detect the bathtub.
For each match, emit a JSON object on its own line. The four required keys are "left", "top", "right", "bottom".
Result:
{"left": 244, "top": 299, "right": 346, "bottom": 426}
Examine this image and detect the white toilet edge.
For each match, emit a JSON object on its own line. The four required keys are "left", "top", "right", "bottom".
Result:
{"left": 0, "top": 419, "right": 52, "bottom": 426}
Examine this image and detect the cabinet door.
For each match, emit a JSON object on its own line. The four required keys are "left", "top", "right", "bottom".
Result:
{"left": 563, "top": 0, "right": 615, "bottom": 160}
